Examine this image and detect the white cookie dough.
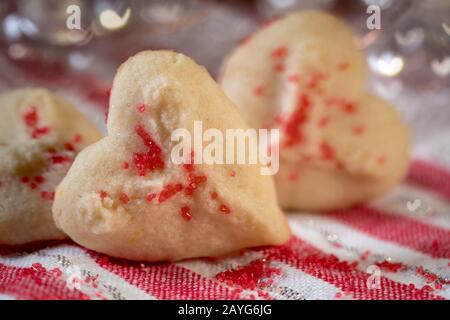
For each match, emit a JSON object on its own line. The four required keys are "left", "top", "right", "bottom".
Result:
{"left": 0, "top": 88, "right": 102, "bottom": 244}
{"left": 220, "top": 11, "right": 410, "bottom": 210}
{"left": 53, "top": 50, "right": 291, "bottom": 262}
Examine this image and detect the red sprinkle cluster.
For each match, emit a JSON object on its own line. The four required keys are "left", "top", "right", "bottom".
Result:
{"left": 136, "top": 103, "right": 146, "bottom": 113}
{"left": 158, "top": 183, "right": 184, "bottom": 203}
{"left": 319, "top": 142, "right": 335, "bottom": 161}
{"left": 22, "top": 106, "right": 50, "bottom": 139}
{"left": 133, "top": 125, "right": 165, "bottom": 176}
{"left": 215, "top": 259, "right": 282, "bottom": 291}
{"left": 119, "top": 193, "right": 130, "bottom": 204}
{"left": 17, "top": 115, "right": 82, "bottom": 201}
{"left": 283, "top": 93, "right": 311, "bottom": 147}
{"left": 375, "top": 260, "right": 406, "bottom": 273}
{"left": 219, "top": 204, "right": 231, "bottom": 214}
{"left": 99, "top": 190, "right": 108, "bottom": 200}
{"left": 271, "top": 45, "right": 288, "bottom": 59}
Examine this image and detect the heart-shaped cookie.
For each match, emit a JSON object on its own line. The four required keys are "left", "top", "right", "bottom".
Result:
{"left": 53, "top": 51, "right": 290, "bottom": 262}
{"left": 220, "top": 11, "right": 410, "bottom": 210}
{"left": 0, "top": 88, "right": 101, "bottom": 244}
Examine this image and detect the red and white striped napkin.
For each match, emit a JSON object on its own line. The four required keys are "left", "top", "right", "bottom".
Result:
{"left": 1, "top": 158, "right": 448, "bottom": 300}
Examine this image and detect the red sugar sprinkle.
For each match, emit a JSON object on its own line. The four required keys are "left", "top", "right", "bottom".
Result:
{"left": 343, "top": 102, "right": 357, "bottom": 114}
{"left": 184, "top": 174, "right": 208, "bottom": 197}
{"left": 274, "top": 63, "right": 285, "bottom": 73}
{"left": 51, "top": 155, "right": 71, "bottom": 164}
{"left": 375, "top": 260, "right": 405, "bottom": 273}
{"left": 230, "top": 171, "right": 236, "bottom": 177}
{"left": 416, "top": 266, "right": 439, "bottom": 284}
{"left": 136, "top": 103, "right": 146, "bottom": 113}
{"left": 41, "top": 191, "right": 55, "bottom": 201}
{"left": 22, "top": 106, "right": 51, "bottom": 139}
{"left": 283, "top": 93, "right": 311, "bottom": 147}
{"left": 190, "top": 175, "right": 207, "bottom": 184}
{"left": 23, "top": 106, "right": 38, "bottom": 127}
{"left": 135, "top": 125, "right": 161, "bottom": 151}
{"left": 74, "top": 134, "right": 83, "bottom": 144}
{"left": 184, "top": 182, "right": 197, "bottom": 196}
{"left": 159, "top": 183, "right": 183, "bottom": 203}
{"left": 99, "top": 191, "right": 108, "bottom": 200}
{"left": 21, "top": 177, "right": 29, "bottom": 183}
{"left": 325, "top": 97, "right": 358, "bottom": 114}
{"left": 121, "top": 162, "right": 130, "bottom": 169}
{"left": 320, "top": 142, "right": 335, "bottom": 161}
{"left": 133, "top": 125, "right": 164, "bottom": 176}
{"left": 253, "top": 85, "right": 265, "bottom": 97}
{"left": 31, "top": 127, "right": 50, "bottom": 139}
{"left": 30, "top": 182, "right": 38, "bottom": 190}
{"left": 219, "top": 204, "right": 231, "bottom": 214}
{"left": 352, "top": 125, "right": 365, "bottom": 135}
{"left": 34, "top": 176, "right": 45, "bottom": 184}
{"left": 271, "top": 46, "right": 288, "bottom": 59}
{"left": 65, "top": 142, "right": 75, "bottom": 151}
{"left": 211, "top": 192, "right": 218, "bottom": 200}
{"left": 180, "top": 206, "right": 192, "bottom": 221}
{"left": 183, "top": 163, "right": 195, "bottom": 172}
{"left": 146, "top": 192, "right": 157, "bottom": 202}
{"left": 288, "top": 171, "right": 299, "bottom": 181}
{"left": 119, "top": 193, "right": 130, "bottom": 204}
{"left": 337, "top": 61, "right": 350, "bottom": 70}
{"left": 215, "top": 259, "right": 282, "bottom": 290}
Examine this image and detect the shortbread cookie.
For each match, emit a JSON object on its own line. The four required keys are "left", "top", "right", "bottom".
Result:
{"left": 220, "top": 11, "right": 410, "bottom": 210}
{"left": 53, "top": 50, "right": 291, "bottom": 262}
{"left": 0, "top": 88, "right": 102, "bottom": 244}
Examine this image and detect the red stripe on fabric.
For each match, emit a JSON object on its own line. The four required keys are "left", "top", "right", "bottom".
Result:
{"left": 0, "top": 263, "right": 89, "bottom": 300}
{"left": 408, "top": 159, "right": 450, "bottom": 202}
{"left": 327, "top": 206, "right": 450, "bottom": 259}
{"left": 88, "top": 251, "right": 232, "bottom": 299}
{"left": 260, "top": 237, "right": 444, "bottom": 300}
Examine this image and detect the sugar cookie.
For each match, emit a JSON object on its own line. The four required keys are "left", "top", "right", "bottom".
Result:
{"left": 0, "top": 88, "right": 102, "bottom": 244}
{"left": 220, "top": 11, "right": 410, "bottom": 210}
{"left": 53, "top": 51, "right": 291, "bottom": 262}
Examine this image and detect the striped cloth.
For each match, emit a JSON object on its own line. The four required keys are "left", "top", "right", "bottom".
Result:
{"left": 0, "top": 158, "right": 448, "bottom": 300}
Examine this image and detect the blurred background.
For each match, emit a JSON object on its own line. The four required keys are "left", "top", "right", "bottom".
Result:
{"left": 0, "top": 0, "right": 449, "bottom": 159}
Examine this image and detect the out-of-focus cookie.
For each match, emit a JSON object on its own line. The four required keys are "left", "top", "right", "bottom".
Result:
{"left": 0, "top": 88, "right": 102, "bottom": 244}
{"left": 52, "top": 50, "right": 291, "bottom": 262}
{"left": 220, "top": 11, "right": 410, "bottom": 210}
